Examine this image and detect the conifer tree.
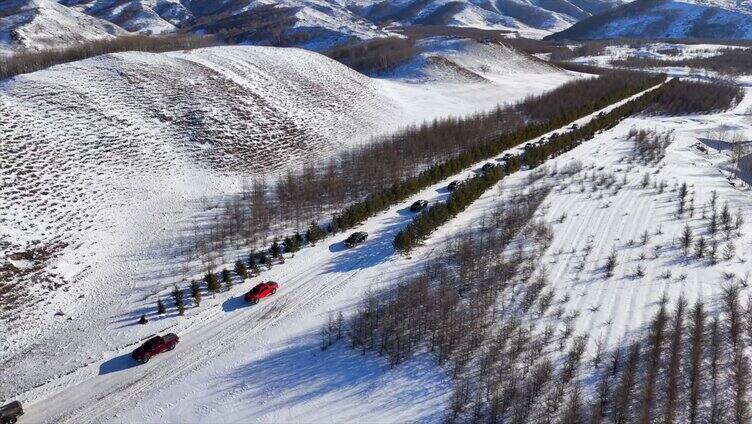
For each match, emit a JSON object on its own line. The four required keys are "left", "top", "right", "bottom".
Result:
{"left": 694, "top": 237, "right": 706, "bottom": 259}
{"left": 605, "top": 250, "right": 617, "bottom": 278}
{"left": 235, "top": 259, "right": 248, "bottom": 279}
{"left": 285, "top": 235, "right": 300, "bottom": 255}
{"left": 681, "top": 224, "right": 693, "bottom": 255}
{"left": 157, "top": 298, "right": 166, "bottom": 314}
{"left": 271, "top": 239, "right": 281, "bottom": 258}
{"left": 205, "top": 271, "right": 221, "bottom": 293}
{"left": 222, "top": 268, "right": 232, "bottom": 290}
{"left": 190, "top": 280, "right": 201, "bottom": 306}
{"left": 172, "top": 284, "right": 184, "bottom": 309}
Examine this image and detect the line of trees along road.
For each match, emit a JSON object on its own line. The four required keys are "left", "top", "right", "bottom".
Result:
{"left": 393, "top": 78, "right": 668, "bottom": 252}
{"left": 188, "top": 71, "right": 665, "bottom": 278}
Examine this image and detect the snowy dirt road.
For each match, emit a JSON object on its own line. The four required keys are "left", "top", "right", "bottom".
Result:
{"left": 16, "top": 82, "right": 665, "bottom": 423}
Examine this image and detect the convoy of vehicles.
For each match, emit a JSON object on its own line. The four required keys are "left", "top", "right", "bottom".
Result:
{"left": 244, "top": 281, "right": 279, "bottom": 304}
{"left": 131, "top": 333, "right": 179, "bottom": 364}
{"left": 0, "top": 401, "right": 23, "bottom": 424}
{"left": 410, "top": 200, "right": 428, "bottom": 212}
{"left": 344, "top": 231, "right": 368, "bottom": 247}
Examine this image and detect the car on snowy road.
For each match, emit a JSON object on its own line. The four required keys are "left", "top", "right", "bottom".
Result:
{"left": 131, "top": 333, "right": 179, "bottom": 364}
{"left": 244, "top": 281, "right": 278, "bottom": 304}
{"left": 0, "top": 401, "right": 23, "bottom": 424}
{"left": 344, "top": 231, "right": 368, "bottom": 247}
{"left": 410, "top": 200, "right": 428, "bottom": 212}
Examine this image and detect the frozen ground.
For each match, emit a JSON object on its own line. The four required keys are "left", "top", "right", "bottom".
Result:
{"left": 0, "top": 41, "right": 578, "bottom": 404}
{"left": 7, "top": 80, "right": 660, "bottom": 424}
{"left": 8, "top": 40, "right": 752, "bottom": 423}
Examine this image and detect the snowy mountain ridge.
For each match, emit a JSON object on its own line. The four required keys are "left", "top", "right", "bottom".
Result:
{"left": 547, "top": 0, "right": 752, "bottom": 40}
{"left": 0, "top": 0, "right": 626, "bottom": 54}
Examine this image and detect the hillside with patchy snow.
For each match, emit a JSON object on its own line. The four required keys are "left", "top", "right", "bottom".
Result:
{"left": 547, "top": 0, "right": 752, "bottom": 40}
{"left": 0, "top": 41, "right": 576, "bottom": 403}
{"left": 0, "top": 0, "right": 126, "bottom": 54}
{"left": 8, "top": 67, "right": 752, "bottom": 422}
{"left": 0, "top": 0, "right": 630, "bottom": 54}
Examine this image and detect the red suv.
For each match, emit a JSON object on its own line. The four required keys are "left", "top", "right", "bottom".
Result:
{"left": 245, "top": 281, "right": 278, "bottom": 304}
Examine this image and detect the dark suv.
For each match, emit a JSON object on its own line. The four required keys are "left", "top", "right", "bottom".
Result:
{"left": 410, "top": 200, "right": 428, "bottom": 212}
{"left": 344, "top": 231, "right": 368, "bottom": 247}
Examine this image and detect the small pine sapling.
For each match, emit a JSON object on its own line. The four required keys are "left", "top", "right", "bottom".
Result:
{"left": 205, "top": 272, "right": 221, "bottom": 293}
{"left": 190, "top": 280, "right": 201, "bottom": 306}
{"left": 694, "top": 237, "right": 706, "bottom": 259}
{"left": 681, "top": 225, "right": 693, "bottom": 256}
{"left": 271, "top": 239, "right": 281, "bottom": 258}
{"left": 634, "top": 264, "right": 645, "bottom": 278}
{"left": 222, "top": 268, "right": 232, "bottom": 290}
{"left": 605, "top": 250, "right": 617, "bottom": 278}
{"left": 723, "top": 242, "right": 736, "bottom": 261}
{"left": 235, "top": 260, "right": 248, "bottom": 279}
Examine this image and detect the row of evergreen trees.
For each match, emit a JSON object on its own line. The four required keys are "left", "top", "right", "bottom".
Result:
{"left": 521, "top": 80, "right": 668, "bottom": 168}
{"left": 393, "top": 165, "right": 507, "bottom": 252}
{"left": 330, "top": 72, "right": 667, "bottom": 234}
{"left": 152, "top": 71, "right": 665, "bottom": 319}
{"left": 393, "top": 80, "right": 671, "bottom": 253}
{"left": 155, "top": 222, "right": 330, "bottom": 317}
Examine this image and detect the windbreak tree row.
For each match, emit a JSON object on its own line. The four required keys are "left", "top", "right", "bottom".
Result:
{"left": 327, "top": 71, "right": 666, "bottom": 233}
{"left": 188, "top": 71, "right": 665, "bottom": 272}
{"left": 647, "top": 78, "right": 745, "bottom": 115}
{"left": 393, "top": 165, "right": 510, "bottom": 253}
{"left": 612, "top": 48, "right": 752, "bottom": 76}
{"left": 392, "top": 81, "right": 667, "bottom": 253}
{"left": 0, "top": 35, "right": 217, "bottom": 80}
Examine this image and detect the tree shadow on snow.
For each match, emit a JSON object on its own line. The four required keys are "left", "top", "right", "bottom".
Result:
{"left": 219, "top": 335, "right": 449, "bottom": 422}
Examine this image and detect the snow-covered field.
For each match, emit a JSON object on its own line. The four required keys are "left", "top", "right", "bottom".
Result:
{"left": 5, "top": 77, "right": 659, "bottom": 424}
{"left": 0, "top": 41, "right": 578, "bottom": 406}
{"left": 6, "top": 36, "right": 752, "bottom": 422}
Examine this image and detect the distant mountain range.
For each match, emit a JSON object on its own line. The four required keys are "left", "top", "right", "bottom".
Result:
{"left": 2, "top": 0, "right": 752, "bottom": 55}
{"left": 1, "top": 0, "right": 624, "bottom": 53}
{"left": 546, "top": 0, "right": 752, "bottom": 40}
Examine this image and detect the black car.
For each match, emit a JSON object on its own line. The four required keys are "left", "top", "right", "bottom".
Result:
{"left": 481, "top": 163, "right": 496, "bottom": 174}
{"left": 448, "top": 180, "right": 461, "bottom": 191}
{"left": 344, "top": 231, "right": 368, "bottom": 247}
{"left": 0, "top": 401, "right": 23, "bottom": 424}
{"left": 410, "top": 200, "right": 428, "bottom": 212}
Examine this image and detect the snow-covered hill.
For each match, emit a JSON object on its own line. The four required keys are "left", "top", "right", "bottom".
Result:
{"left": 0, "top": 42, "right": 576, "bottom": 402}
{"left": 0, "top": 0, "right": 126, "bottom": 54}
{"left": 546, "top": 0, "right": 752, "bottom": 40}
{"left": 0, "top": 0, "right": 628, "bottom": 53}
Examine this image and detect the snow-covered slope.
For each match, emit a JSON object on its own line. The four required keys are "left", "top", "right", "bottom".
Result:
{"left": 546, "top": 0, "right": 752, "bottom": 40}
{"left": 0, "top": 42, "right": 577, "bottom": 402}
{"left": 4, "top": 75, "right": 653, "bottom": 424}
{"left": 62, "top": 0, "right": 193, "bottom": 34}
{"left": 0, "top": 0, "right": 627, "bottom": 54}
{"left": 386, "top": 37, "right": 559, "bottom": 82}
{"left": 0, "top": 0, "right": 126, "bottom": 54}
